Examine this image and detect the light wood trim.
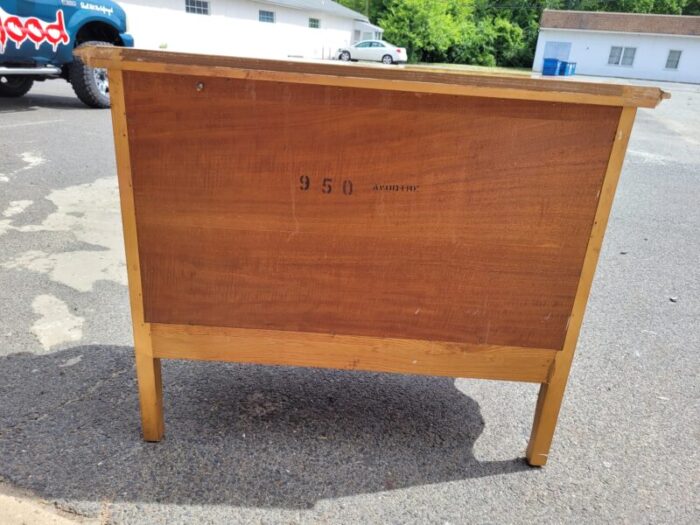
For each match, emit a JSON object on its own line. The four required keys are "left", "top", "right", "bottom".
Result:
{"left": 111, "top": 71, "right": 147, "bottom": 351}
{"left": 150, "top": 323, "right": 556, "bottom": 383}
{"left": 134, "top": 350, "right": 164, "bottom": 441}
{"left": 110, "top": 70, "right": 164, "bottom": 441}
{"left": 79, "top": 47, "right": 668, "bottom": 108}
{"left": 526, "top": 106, "right": 638, "bottom": 466}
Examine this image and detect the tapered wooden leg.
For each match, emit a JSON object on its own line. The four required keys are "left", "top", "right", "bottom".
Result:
{"left": 526, "top": 108, "right": 638, "bottom": 466}
{"left": 134, "top": 351, "right": 164, "bottom": 441}
{"left": 109, "top": 70, "right": 164, "bottom": 442}
{"left": 526, "top": 378, "right": 567, "bottom": 466}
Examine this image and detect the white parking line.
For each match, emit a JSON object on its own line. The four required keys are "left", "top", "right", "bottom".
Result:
{"left": 0, "top": 119, "right": 64, "bottom": 129}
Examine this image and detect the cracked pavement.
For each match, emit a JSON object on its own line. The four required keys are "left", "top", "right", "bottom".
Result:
{"left": 0, "top": 79, "right": 698, "bottom": 524}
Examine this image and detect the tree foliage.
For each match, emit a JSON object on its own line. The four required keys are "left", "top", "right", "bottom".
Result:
{"left": 335, "top": 0, "right": 697, "bottom": 66}
{"left": 379, "top": 0, "right": 463, "bottom": 62}
{"left": 684, "top": 0, "right": 700, "bottom": 14}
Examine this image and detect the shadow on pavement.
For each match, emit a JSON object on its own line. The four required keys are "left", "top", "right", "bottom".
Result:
{"left": 0, "top": 345, "right": 528, "bottom": 509}
{"left": 0, "top": 89, "right": 88, "bottom": 112}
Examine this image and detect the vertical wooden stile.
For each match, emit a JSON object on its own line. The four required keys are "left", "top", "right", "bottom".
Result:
{"left": 109, "top": 69, "right": 164, "bottom": 441}
{"left": 526, "top": 106, "right": 638, "bottom": 466}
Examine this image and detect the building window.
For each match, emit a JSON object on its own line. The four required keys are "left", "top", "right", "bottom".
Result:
{"left": 608, "top": 46, "right": 622, "bottom": 64}
{"left": 608, "top": 46, "right": 636, "bottom": 66}
{"left": 259, "top": 10, "right": 275, "bottom": 23}
{"left": 309, "top": 18, "right": 320, "bottom": 29}
{"left": 185, "top": 0, "right": 209, "bottom": 15}
{"left": 666, "top": 50, "right": 682, "bottom": 69}
{"left": 621, "top": 47, "right": 636, "bottom": 66}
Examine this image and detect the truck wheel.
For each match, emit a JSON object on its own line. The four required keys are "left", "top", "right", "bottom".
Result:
{"left": 70, "top": 41, "right": 113, "bottom": 108}
{"left": 0, "top": 76, "right": 34, "bottom": 97}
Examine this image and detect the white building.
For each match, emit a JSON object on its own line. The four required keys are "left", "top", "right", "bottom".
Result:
{"left": 533, "top": 10, "right": 700, "bottom": 84}
{"left": 121, "top": 0, "right": 383, "bottom": 60}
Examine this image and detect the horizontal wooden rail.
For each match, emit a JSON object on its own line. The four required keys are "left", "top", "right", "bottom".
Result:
{"left": 76, "top": 47, "right": 668, "bottom": 108}
{"left": 150, "top": 323, "right": 557, "bottom": 383}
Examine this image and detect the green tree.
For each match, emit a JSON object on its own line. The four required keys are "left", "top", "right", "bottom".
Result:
{"left": 378, "top": 0, "right": 463, "bottom": 62}
{"left": 565, "top": 0, "right": 688, "bottom": 13}
{"left": 448, "top": 16, "right": 525, "bottom": 66}
{"left": 487, "top": 17, "right": 526, "bottom": 64}
{"left": 335, "top": 0, "right": 392, "bottom": 21}
{"left": 335, "top": 0, "right": 370, "bottom": 16}
{"left": 683, "top": 0, "right": 700, "bottom": 14}
{"left": 473, "top": 1, "right": 562, "bottom": 67}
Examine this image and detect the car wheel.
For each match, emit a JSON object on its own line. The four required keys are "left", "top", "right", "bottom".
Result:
{"left": 0, "top": 76, "right": 34, "bottom": 97}
{"left": 70, "top": 41, "right": 113, "bottom": 108}
{"left": 340, "top": 51, "right": 351, "bottom": 62}
{"left": 382, "top": 54, "right": 393, "bottom": 65}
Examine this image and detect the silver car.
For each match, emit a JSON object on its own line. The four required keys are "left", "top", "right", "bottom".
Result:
{"left": 338, "top": 40, "right": 407, "bottom": 65}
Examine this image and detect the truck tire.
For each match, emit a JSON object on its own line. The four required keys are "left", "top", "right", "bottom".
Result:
{"left": 0, "top": 76, "right": 34, "bottom": 97}
{"left": 70, "top": 41, "right": 113, "bottom": 108}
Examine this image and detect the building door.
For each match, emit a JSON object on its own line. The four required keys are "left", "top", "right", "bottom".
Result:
{"left": 544, "top": 41, "right": 572, "bottom": 61}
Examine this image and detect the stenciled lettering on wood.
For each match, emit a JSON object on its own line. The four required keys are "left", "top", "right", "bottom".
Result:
{"left": 299, "top": 175, "right": 354, "bottom": 195}
{"left": 298, "top": 176, "right": 419, "bottom": 196}
{"left": 123, "top": 72, "right": 621, "bottom": 350}
{"left": 373, "top": 184, "right": 419, "bottom": 192}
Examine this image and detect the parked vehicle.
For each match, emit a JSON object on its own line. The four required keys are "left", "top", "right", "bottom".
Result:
{"left": 338, "top": 40, "right": 407, "bottom": 65}
{"left": 0, "top": 0, "right": 133, "bottom": 107}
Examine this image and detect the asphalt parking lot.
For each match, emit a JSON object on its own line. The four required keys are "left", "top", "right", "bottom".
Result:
{"left": 1, "top": 78, "right": 698, "bottom": 524}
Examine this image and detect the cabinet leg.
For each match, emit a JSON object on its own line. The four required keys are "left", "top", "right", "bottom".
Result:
{"left": 525, "top": 108, "right": 638, "bottom": 466}
{"left": 526, "top": 379, "right": 567, "bottom": 466}
{"left": 135, "top": 351, "right": 164, "bottom": 442}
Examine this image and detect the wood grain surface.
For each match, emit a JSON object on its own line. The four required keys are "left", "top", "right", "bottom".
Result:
{"left": 150, "top": 323, "right": 557, "bottom": 383}
{"left": 124, "top": 72, "right": 620, "bottom": 350}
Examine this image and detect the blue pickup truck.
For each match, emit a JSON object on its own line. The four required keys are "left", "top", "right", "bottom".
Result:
{"left": 0, "top": 0, "right": 133, "bottom": 107}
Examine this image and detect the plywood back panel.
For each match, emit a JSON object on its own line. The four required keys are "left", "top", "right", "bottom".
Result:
{"left": 124, "top": 71, "right": 620, "bottom": 350}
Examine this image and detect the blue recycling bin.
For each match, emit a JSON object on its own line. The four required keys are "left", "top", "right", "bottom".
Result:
{"left": 558, "top": 61, "right": 577, "bottom": 76}
{"left": 543, "top": 58, "right": 560, "bottom": 76}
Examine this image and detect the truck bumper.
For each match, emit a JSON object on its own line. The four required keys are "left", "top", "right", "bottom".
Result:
{"left": 0, "top": 66, "right": 62, "bottom": 76}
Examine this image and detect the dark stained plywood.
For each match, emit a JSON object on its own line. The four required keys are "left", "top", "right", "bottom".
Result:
{"left": 124, "top": 71, "right": 620, "bottom": 350}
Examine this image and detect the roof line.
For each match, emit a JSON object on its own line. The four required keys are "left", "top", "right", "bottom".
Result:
{"left": 255, "top": 0, "right": 370, "bottom": 22}
{"left": 543, "top": 8, "right": 700, "bottom": 19}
